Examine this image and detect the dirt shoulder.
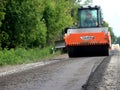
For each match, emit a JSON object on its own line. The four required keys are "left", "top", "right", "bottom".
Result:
{"left": 0, "top": 54, "right": 68, "bottom": 77}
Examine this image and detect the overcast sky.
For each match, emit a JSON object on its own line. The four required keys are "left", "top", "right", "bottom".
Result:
{"left": 92, "top": 0, "right": 120, "bottom": 37}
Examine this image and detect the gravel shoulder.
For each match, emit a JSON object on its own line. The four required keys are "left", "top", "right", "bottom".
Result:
{"left": 85, "top": 51, "right": 120, "bottom": 90}
{"left": 0, "top": 54, "right": 68, "bottom": 77}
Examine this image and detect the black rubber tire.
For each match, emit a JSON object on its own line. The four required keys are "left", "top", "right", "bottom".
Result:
{"left": 102, "top": 45, "right": 109, "bottom": 56}
{"left": 67, "top": 46, "right": 76, "bottom": 57}
{"left": 67, "top": 44, "right": 109, "bottom": 57}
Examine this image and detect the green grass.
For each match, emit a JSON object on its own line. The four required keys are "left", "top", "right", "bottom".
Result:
{"left": 0, "top": 46, "right": 60, "bottom": 66}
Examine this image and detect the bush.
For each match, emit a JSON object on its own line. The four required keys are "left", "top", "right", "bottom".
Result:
{"left": 0, "top": 46, "right": 59, "bottom": 66}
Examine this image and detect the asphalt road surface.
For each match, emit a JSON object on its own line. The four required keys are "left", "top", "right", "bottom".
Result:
{"left": 0, "top": 51, "right": 119, "bottom": 90}
{"left": 85, "top": 50, "right": 120, "bottom": 90}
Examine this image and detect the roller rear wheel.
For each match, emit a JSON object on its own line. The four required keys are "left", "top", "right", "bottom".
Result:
{"left": 67, "top": 45, "right": 109, "bottom": 57}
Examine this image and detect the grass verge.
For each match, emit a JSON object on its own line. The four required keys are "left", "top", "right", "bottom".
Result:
{"left": 0, "top": 46, "right": 60, "bottom": 66}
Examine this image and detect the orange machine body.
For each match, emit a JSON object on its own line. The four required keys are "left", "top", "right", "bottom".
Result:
{"left": 64, "top": 31, "right": 111, "bottom": 47}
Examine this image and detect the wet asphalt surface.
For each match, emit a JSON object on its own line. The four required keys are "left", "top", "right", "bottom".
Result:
{"left": 0, "top": 54, "right": 106, "bottom": 90}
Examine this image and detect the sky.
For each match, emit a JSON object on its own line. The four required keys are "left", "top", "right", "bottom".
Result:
{"left": 92, "top": 0, "right": 120, "bottom": 37}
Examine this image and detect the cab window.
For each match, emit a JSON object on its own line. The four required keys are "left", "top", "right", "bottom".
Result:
{"left": 79, "top": 9, "right": 98, "bottom": 28}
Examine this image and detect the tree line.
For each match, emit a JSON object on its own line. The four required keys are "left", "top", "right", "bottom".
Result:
{"left": 0, "top": 0, "right": 117, "bottom": 49}
{"left": 0, "top": 0, "right": 79, "bottom": 49}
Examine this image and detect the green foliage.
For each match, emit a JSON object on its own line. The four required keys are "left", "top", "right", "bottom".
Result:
{"left": 0, "top": 0, "right": 6, "bottom": 48}
{"left": 0, "top": 0, "right": 81, "bottom": 48}
{"left": 17, "top": 0, "right": 47, "bottom": 48}
{"left": 43, "top": 0, "right": 73, "bottom": 45}
{"left": 0, "top": 0, "right": 76, "bottom": 66}
{"left": 103, "top": 21, "right": 117, "bottom": 43}
{"left": 117, "top": 36, "right": 120, "bottom": 45}
{"left": 83, "top": 0, "right": 92, "bottom": 5}
{"left": 108, "top": 27, "right": 117, "bottom": 43}
{"left": 1, "top": 0, "right": 47, "bottom": 48}
{"left": 0, "top": 0, "right": 116, "bottom": 47}
{"left": 0, "top": 0, "right": 6, "bottom": 27}
{"left": 0, "top": 46, "right": 59, "bottom": 66}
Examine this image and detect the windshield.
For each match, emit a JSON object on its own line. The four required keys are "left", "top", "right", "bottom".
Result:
{"left": 79, "top": 9, "right": 98, "bottom": 28}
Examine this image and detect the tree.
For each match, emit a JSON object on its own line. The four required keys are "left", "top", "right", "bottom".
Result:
{"left": 0, "top": 0, "right": 6, "bottom": 27}
{"left": 108, "top": 27, "right": 117, "bottom": 43}
{"left": 117, "top": 36, "right": 120, "bottom": 45}
{"left": 1, "top": 0, "right": 47, "bottom": 48}
{"left": 103, "top": 21, "right": 117, "bottom": 43}
{"left": 0, "top": 0, "right": 7, "bottom": 48}
{"left": 75, "top": 0, "right": 92, "bottom": 5}
{"left": 43, "top": 0, "right": 73, "bottom": 45}
{"left": 0, "top": 0, "right": 96, "bottom": 49}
